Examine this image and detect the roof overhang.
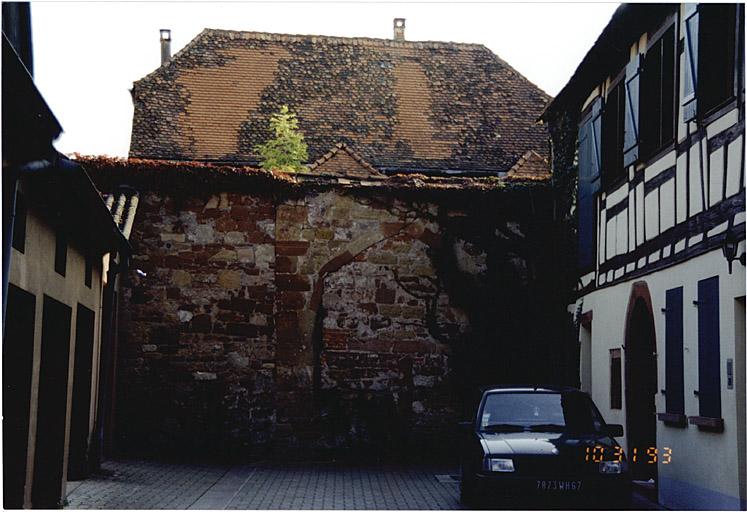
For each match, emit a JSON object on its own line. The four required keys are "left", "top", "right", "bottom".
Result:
{"left": 541, "top": 3, "right": 677, "bottom": 121}
{"left": 1, "top": 34, "right": 62, "bottom": 165}
{"left": 22, "top": 156, "right": 131, "bottom": 257}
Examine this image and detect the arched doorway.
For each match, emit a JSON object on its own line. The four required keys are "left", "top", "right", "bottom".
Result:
{"left": 624, "top": 282, "right": 658, "bottom": 483}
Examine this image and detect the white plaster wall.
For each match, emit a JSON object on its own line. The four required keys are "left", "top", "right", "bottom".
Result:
{"left": 579, "top": 249, "right": 746, "bottom": 510}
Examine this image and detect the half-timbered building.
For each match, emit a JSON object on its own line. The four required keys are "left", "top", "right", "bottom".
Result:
{"left": 543, "top": 3, "right": 745, "bottom": 509}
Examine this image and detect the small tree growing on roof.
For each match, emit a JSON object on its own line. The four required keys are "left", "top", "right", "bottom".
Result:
{"left": 254, "top": 105, "right": 308, "bottom": 172}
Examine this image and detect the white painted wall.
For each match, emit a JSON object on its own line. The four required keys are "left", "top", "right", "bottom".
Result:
{"left": 578, "top": 249, "right": 746, "bottom": 510}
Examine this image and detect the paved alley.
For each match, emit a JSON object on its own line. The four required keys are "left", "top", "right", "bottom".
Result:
{"left": 65, "top": 458, "right": 665, "bottom": 510}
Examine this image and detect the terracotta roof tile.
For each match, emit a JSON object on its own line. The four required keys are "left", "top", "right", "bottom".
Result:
{"left": 506, "top": 150, "right": 551, "bottom": 180}
{"left": 306, "top": 143, "right": 385, "bottom": 178}
{"left": 130, "top": 28, "right": 550, "bottom": 175}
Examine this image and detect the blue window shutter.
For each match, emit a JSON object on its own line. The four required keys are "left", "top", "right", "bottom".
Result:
{"left": 623, "top": 56, "right": 641, "bottom": 166}
{"left": 665, "top": 287, "right": 684, "bottom": 415}
{"left": 590, "top": 98, "right": 602, "bottom": 192}
{"left": 577, "top": 188, "right": 595, "bottom": 270}
{"left": 578, "top": 117, "right": 590, "bottom": 184}
{"left": 697, "top": 276, "right": 721, "bottom": 418}
{"left": 577, "top": 110, "right": 598, "bottom": 271}
{"left": 683, "top": 4, "right": 699, "bottom": 121}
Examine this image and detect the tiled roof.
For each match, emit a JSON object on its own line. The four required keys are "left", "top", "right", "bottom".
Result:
{"left": 130, "top": 28, "right": 551, "bottom": 176}
{"left": 306, "top": 143, "right": 385, "bottom": 179}
{"left": 75, "top": 155, "right": 547, "bottom": 196}
{"left": 506, "top": 150, "right": 551, "bottom": 180}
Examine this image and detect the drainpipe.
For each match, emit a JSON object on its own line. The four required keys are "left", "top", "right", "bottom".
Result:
{"left": 89, "top": 247, "right": 129, "bottom": 470}
{"left": 2, "top": 158, "right": 55, "bottom": 337}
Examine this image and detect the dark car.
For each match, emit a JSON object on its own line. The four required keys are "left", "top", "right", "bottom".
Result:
{"left": 459, "top": 386, "right": 631, "bottom": 509}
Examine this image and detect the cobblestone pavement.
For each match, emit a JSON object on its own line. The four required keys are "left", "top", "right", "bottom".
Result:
{"left": 65, "top": 458, "right": 665, "bottom": 510}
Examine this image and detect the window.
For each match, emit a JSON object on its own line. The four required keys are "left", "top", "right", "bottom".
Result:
{"left": 682, "top": 4, "right": 738, "bottom": 121}
{"left": 84, "top": 251, "right": 92, "bottom": 288}
{"left": 602, "top": 80, "right": 626, "bottom": 188}
{"left": 640, "top": 25, "right": 676, "bottom": 158}
{"left": 12, "top": 191, "right": 26, "bottom": 253}
{"left": 697, "top": 4, "right": 737, "bottom": 117}
{"left": 610, "top": 348, "right": 622, "bottom": 410}
{"left": 54, "top": 228, "right": 67, "bottom": 276}
{"left": 665, "top": 287, "right": 684, "bottom": 415}
{"left": 697, "top": 276, "right": 721, "bottom": 418}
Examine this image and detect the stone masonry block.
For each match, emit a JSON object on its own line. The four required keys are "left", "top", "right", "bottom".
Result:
{"left": 276, "top": 241, "right": 310, "bottom": 256}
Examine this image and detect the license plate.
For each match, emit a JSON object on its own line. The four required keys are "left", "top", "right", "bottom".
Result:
{"left": 535, "top": 480, "right": 582, "bottom": 491}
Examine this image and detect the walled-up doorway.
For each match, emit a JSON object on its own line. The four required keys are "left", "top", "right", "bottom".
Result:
{"left": 31, "top": 295, "right": 72, "bottom": 508}
{"left": 3, "top": 284, "right": 36, "bottom": 508}
{"left": 624, "top": 283, "right": 658, "bottom": 484}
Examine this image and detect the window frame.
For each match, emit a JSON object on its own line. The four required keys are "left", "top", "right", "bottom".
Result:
{"left": 640, "top": 17, "right": 678, "bottom": 161}
{"left": 696, "top": 3, "right": 739, "bottom": 125}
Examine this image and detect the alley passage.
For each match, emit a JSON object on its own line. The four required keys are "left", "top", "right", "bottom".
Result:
{"left": 65, "top": 458, "right": 665, "bottom": 510}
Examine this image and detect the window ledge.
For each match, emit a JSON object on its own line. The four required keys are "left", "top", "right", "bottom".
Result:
{"left": 657, "top": 412, "right": 688, "bottom": 427}
{"left": 642, "top": 142, "right": 676, "bottom": 169}
{"left": 688, "top": 415, "right": 725, "bottom": 432}
{"left": 700, "top": 98, "right": 738, "bottom": 128}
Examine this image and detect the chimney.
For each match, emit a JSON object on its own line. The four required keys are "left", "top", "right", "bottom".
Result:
{"left": 393, "top": 18, "right": 405, "bottom": 41}
{"left": 160, "top": 29, "right": 171, "bottom": 66}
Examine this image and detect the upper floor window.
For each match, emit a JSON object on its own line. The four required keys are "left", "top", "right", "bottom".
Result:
{"left": 601, "top": 79, "right": 626, "bottom": 189}
{"left": 683, "top": 3, "right": 738, "bottom": 122}
{"left": 84, "top": 250, "right": 93, "bottom": 288}
{"left": 12, "top": 191, "right": 27, "bottom": 254}
{"left": 640, "top": 24, "right": 676, "bottom": 158}
{"left": 698, "top": 4, "right": 737, "bottom": 117}
{"left": 54, "top": 227, "right": 67, "bottom": 277}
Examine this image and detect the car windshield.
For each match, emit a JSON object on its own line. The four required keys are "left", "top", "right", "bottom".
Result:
{"left": 479, "top": 392, "right": 604, "bottom": 434}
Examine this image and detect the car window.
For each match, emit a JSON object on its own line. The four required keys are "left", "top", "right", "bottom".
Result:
{"left": 480, "top": 392, "right": 604, "bottom": 433}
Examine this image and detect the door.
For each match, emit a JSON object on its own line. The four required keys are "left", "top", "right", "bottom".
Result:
{"left": 625, "top": 297, "right": 658, "bottom": 482}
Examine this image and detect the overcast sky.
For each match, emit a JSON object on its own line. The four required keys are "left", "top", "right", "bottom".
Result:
{"left": 30, "top": 1, "right": 620, "bottom": 158}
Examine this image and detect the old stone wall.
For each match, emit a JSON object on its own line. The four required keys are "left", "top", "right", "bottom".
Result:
{"left": 117, "top": 192, "right": 277, "bottom": 454}
{"left": 114, "top": 186, "right": 552, "bottom": 460}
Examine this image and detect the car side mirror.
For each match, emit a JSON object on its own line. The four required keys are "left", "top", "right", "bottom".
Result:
{"left": 606, "top": 424, "right": 624, "bottom": 437}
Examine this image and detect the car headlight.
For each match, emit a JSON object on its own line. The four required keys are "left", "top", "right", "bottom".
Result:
{"left": 599, "top": 461, "right": 623, "bottom": 474}
{"left": 483, "top": 457, "right": 515, "bottom": 472}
